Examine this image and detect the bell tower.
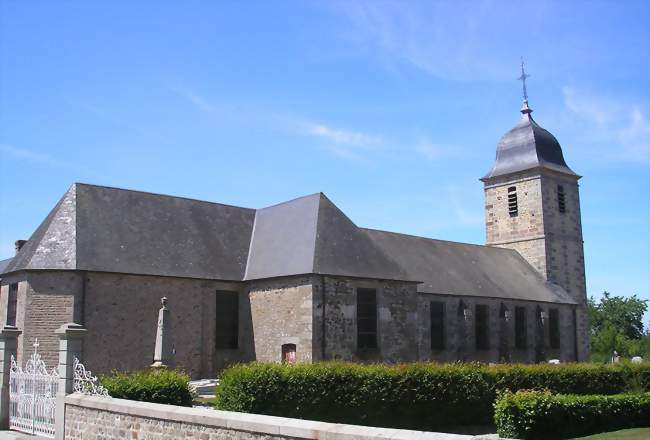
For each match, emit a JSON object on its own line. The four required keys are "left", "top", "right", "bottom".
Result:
{"left": 480, "top": 62, "right": 589, "bottom": 361}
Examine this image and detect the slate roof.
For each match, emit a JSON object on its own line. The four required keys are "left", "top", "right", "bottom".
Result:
{"left": 4, "top": 183, "right": 256, "bottom": 280}
{"left": 362, "top": 229, "right": 576, "bottom": 304}
{"left": 3, "top": 182, "right": 576, "bottom": 304}
{"left": 245, "top": 193, "right": 408, "bottom": 281}
{"left": 482, "top": 101, "right": 577, "bottom": 180}
{"left": 0, "top": 258, "right": 12, "bottom": 275}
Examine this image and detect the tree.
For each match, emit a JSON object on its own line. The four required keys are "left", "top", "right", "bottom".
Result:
{"left": 588, "top": 292, "right": 647, "bottom": 340}
{"left": 588, "top": 292, "right": 648, "bottom": 360}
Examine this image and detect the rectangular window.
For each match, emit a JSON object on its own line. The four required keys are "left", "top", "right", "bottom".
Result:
{"left": 215, "top": 291, "right": 239, "bottom": 349}
{"left": 475, "top": 304, "right": 489, "bottom": 350}
{"left": 508, "top": 187, "right": 518, "bottom": 217}
{"left": 6, "top": 283, "right": 17, "bottom": 327}
{"left": 558, "top": 185, "right": 566, "bottom": 213}
{"left": 430, "top": 301, "right": 445, "bottom": 350}
{"left": 357, "top": 288, "right": 377, "bottom": 349}
{"left": 515, "top": 307, "right": 527, "bottom": 349}
{"left": 549, "top": 308, "right": 560, "bottom": 349}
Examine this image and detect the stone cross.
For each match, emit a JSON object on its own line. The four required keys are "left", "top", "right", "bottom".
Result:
{"left": 151, "top": 297, "right": 175, "bottom": 369}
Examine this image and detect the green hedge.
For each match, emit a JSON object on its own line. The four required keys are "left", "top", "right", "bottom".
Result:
{"left": 101, "top": 368, "right": 194, "bottom": 407}
{"left": 214, "top": 362, "right": 649, "bottom": 430}
{"left": 494, "top": 390, "right": 650, "bottom": 439}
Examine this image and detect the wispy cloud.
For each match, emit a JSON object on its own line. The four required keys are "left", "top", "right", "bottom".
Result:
{"left": 171, "top": 86, "right": 217, "bottom": 113}
{"left": 328, "top": 1, "right": 527, "bottom": 81}
{"left": 414, "top": 140, "right": 459, "bottom": 160}
{"left": 562, "top": 87, "right": 650, "bottom": 163}
{"left": 305, "top": 122, "right": 380, "bottom": 146}
{"left": 299, "top": 121, "right": 381, "bottom": 162}
{"left": 0, "top": 144, "right": 72, "bottom": 168}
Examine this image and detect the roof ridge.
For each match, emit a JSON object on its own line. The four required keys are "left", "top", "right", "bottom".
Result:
{"left": 257, "top": 192, "right": 323, "bottom": 211}
{"left": 362, "top": 227, "right": 517, "bottom": 252}
{"left": 74, "top": 182, "right": 255, "bottom": 211}
{"left": 242, "top": 209, "right": 260, "bottom": 280}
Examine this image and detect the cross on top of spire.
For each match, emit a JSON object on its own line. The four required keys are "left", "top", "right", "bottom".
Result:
{"left": 518, "top": 57, "right": 531, "bottom": 102}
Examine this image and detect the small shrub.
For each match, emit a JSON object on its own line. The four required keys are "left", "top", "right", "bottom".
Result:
{"left": 101, "top": 368, "right": 194, "bottom": 407}
{"left": 214, "top": 362, "right": 650, "bottom": 431}
{"left": 494, "top": 390, "right": 650, "bottom": 439}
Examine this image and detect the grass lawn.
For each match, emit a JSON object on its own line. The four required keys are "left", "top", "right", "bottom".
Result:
{"left": 571, "top": 428, "right": 650, "bottom": 440}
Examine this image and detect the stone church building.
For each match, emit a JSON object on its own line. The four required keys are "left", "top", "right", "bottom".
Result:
{"left": 0, "top": 98, "right": 588, "bottom": 378}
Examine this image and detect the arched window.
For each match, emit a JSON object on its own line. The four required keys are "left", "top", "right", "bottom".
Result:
{"left": 507, "top": 186, "right": 518, "bottom": 217}
{"left": 557, "top": 185, "right": 566, "bottom": 213}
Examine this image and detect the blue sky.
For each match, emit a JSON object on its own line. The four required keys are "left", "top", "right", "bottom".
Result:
{"left": 1, "top": 1, "right": 648, "bottom": 321}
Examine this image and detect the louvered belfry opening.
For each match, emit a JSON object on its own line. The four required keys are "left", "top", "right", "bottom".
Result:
{"left": 557, "top": 185, "right": 566, "bottom": 213}
{"left": 507, "top": 186, "right": 518, "bottom": 217}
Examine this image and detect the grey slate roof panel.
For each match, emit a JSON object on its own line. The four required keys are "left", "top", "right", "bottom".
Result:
{"left": 5, "top": 185, "right": 77, "bottom": 273}
{"left": 362, "top": 228, "right": 577, "bottom": 304}
{"left": 245, "top": 193, "right": 411, "bottom": 281}
{"left": 0, "top": 258, "right": 12, "bottom": 274}
{"left": 313, "top": 195, "right": 411, "bottom": 281}
{"left": 483, "top": 108, "right": 577, "bottom": 180}
{"left": 244, "top": 194, "right": 320, "bottom": 280}
{"left": 75, "top": 184, "right": 256, "bottom": 280}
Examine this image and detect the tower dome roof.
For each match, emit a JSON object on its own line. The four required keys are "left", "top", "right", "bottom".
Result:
{"left": 482, "top": 101, "right": 577, "bottom": 180}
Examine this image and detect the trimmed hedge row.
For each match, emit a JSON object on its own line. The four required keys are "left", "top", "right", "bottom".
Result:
{"left": 494, "top": 390, "right": 650, "bottom": 439}
{"left": 214, "top": 362, "right": 649, "bottom": 430}
{"left": 101, "top": 368, "right": 194, "bottom": 407}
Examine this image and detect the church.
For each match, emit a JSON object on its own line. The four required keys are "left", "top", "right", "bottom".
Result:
{"left": 0, "top": 95, "right": 589, "bottom": 379}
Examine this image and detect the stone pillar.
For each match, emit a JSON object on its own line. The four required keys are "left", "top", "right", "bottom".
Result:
{"left": 55, "top": 323, "right": 86, "bottom": 440}
{"left": 152, "top": 297, "right": 175, "bottom": 369}
{"left": 0, "top": 325, "right": 21, "bottom": 429}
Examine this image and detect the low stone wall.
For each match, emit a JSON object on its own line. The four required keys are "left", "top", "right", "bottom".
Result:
{"left": 63, "top": 394, "right": 492, "bottom": 440}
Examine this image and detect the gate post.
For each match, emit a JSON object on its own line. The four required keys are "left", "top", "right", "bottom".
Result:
{"left": 0, "top": 325, "right": 21, "bottom": 429}
{"left": 55, "top": 323, "right": 86, "bottom": 440}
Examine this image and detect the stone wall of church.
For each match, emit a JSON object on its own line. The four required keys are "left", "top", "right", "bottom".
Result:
{"left": 539, "top": 173, "right": 589, "bottom": 361}
{"left": 313, "top": 277, "right": 419, "bottom": 363}
{"left": 416, "top": 293, "right": 578, "bottom": 363}
{"left": 0, "top": 271, "right": 83, "bottom": 368}
{"left": 484, "top": 170, "right": 589, "bottom": 361}
{"left": 539, "top": 174, "right": 586, "bottom": 297}
{"left": 82, "top": 272, "right": 247, "bottom": 379}
{"left": 247, "top": 276, "right": 317, "bottom": 364}
{"left": 484, "top": 172, "right": 548, "bottom": 277}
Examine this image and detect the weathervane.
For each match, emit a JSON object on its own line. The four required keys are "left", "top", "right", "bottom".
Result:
{"left": 518, "top": 57, "right": 530, "bottom": 101}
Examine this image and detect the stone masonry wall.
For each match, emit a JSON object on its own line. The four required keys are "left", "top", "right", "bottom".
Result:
{"left": 539, "top": 173, "right": 589, "bottom": 361}
{"left": 539, "top": 174, "right": 587, "bottom": 298}
{"left": 65, "top": 404, "right": 296, "bottom": 440}
{"left": 416, "top": 294, "right": 577, "bottom": 363}
{"left": 247, "top": 276, "right": 316, "bottom": 363}
{"left": 484, "top": 170, "right": 588, "bottom": 361}
{"left": 313, "top": 277, "right": 419, "bottom": 363}
{"left": 63, "top": 394, "right": 479, "bottom": 440}
{"left": 83, "top": 272, "right": 248, "bottom": 379}
{"left": 485, "top": 173, "right": 548, "bottom": 277}
{"left": 0, "top": 271, "right": 82, "bottom": 368}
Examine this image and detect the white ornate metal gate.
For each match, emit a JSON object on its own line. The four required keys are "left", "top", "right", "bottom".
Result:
{"left": 9, "top": 340, "right": 58, "bottom": 438}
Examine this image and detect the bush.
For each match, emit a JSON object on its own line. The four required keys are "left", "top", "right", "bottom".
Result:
{"left": 101, "top": 368, "right": 194, "bottom": 407}
{"left": 494, "top": 390, "right": 650, "bottom": 439}
{"left": 214, "top": 362, "right": 650, "bottom": 430}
